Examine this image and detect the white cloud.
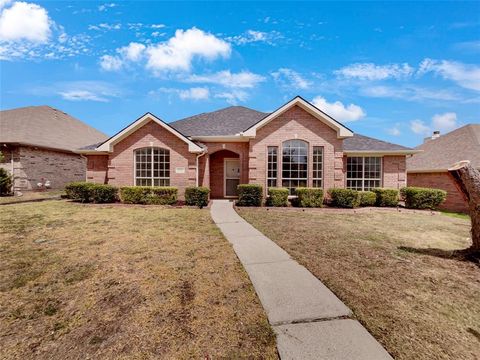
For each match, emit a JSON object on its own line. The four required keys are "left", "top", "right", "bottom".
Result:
{"left": 215, "top": 90, "right": 248, "bottom": 105}
{"left": 227, "top": 30, "right": 282, "bottom": 45}
{"left": 386, "top": 125, "right": 401, "bottom": 136}
{"left": 186, "top": 70, "right": 265, "bottom": 88}
{"left": 151, "top": 24, "right": 165, "bottom": 29}
{"left": 89, "top": 23, "right": 121, "bottom": 31}
{"left": 418, "top": 58, "right": 480, "bottom": 91}
{"left": 59, "top": 90, "right": 109, "bottom": 102}
{"left": 100, "top": 54, "right": 123, "bottom": 71}
{"left": 146, "top": 27, "right": 231, "bottom": 72}
{"left": 179, "top": 87, "right": 210, "bottom": 100}
{"left": 0, "top": 1, "right": 52, "bottom": 43}
{"left": 410, "top": 112, "right": 459, "bottom": 136}
{"left": 98, "top": 3, "right": 116, "bottom": 12}
{"left": 312, "top": 96, "right": 366, "bottom": 122}
{"left": 335, "top": 62, "right": 414, "bottom": 80}
{"left": 271, "top": 68, "right": 311, "bottom": 90}
{"left": 432, "top": 112, "right": 458, "bottom": 132}
{"left": 361, "top": 85, "right": 459, "bottom": 102}
{"left": 118, "top": 42, "right": 145, "bottom": 61}
{"left": 0, "top": 0, "right": 12, "bottom": 9}
{"left": 410, "top": 119, "right": 430, "bottom": 135}
{"left": 453, "top": 40, "right": 480, "bottom": 53}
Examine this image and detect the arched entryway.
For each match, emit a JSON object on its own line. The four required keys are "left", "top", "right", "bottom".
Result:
{"left": 209, "top": 149, "right": 240, "bottom": 198}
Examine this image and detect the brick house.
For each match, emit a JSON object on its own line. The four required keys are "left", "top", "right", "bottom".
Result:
{"left": 79, "top": 97, "right": 417, "bottom": 199}
{"left": 407, "top": 124, "right": 480, "bottom": 213}
{"left": 0, "top": 106, "right": 107, "bottom": 192}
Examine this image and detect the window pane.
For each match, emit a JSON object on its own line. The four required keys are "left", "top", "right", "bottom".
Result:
{"left": 267, "top": 146, "right": 278, "bottom": 188}
{"left": 134, "top": 147, "right": 170, "bottom": 187}
{"left": 282, "top": 140, "right": 308, "bottom": 194}
{"left": 346, "top": 157, "right": 382, "bottom": 191}
{"left": 313, "top": 146, "right": 323, "bottom": 188}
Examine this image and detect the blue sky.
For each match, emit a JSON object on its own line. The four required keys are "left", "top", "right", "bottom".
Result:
{"left": 1, "top": 1, "right": 479, "bottom": 147}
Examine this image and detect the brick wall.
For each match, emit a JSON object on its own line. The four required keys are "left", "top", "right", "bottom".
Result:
{"left": 249, "top": 105, "right": 344, "bottom": 194}
{"left": 383, "top": 156, "right": 407, "bottom": 189}
{"left": 105, "top": 120, "right": 197, "bottom": 198}
{"left": 0, "top": 145, "right": 86, "bottom": 191}
{"left": 86, "top": 155, "right": 109, "bottom": 184}
{"left": 407, "top": 172, "right": 468, "bottom": 213}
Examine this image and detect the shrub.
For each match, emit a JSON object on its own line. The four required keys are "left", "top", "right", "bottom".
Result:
{"left": 372, "top": 188, "right": 399, "bottom": 207}
{"left": 0, "top": 168, "right": 12, "bottom": 196}
{"left": 328, "top": 188, "right": 360, "bottom": 208}
{"left": 237, "top": 184, "right": 263, "bottom": 206}
{"left": 185, "top": 186, "right": 210, "bottom": 208}
{"left": 90, "top": 184, "right": 118, "bottom": 203}
{"left": 295, "top": 187, "right": 324, "bottom": 207}
{"left": 358, "top": 191, "right": 376, "bottom": 207}
{"left": 120, "top": 186, "right": 178, "bottom": 205}
{"left": 400, "top": 186, "right": 447, "bottom": 210}
{"left": 65, "top": 182, "right": 95, "bottom": 203}
{"left": 65, "top": 182, "right": 117, "bottom": 203}
{"left": 267, "top": 188, "right": 289, "bottom": 207}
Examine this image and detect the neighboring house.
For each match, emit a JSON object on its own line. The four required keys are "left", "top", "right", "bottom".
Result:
{"left": 79, "top": 96, "right": 417, "bottom": 199}
{"left": 0, "top": 106, "right": 107, "bottom": 192}
{"left": 407, "top": 124, "right": 480, "bottom": 213}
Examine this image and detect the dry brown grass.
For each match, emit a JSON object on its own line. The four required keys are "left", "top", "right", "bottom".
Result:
{"left": 238, "top": 207, "right": 480, "bottom": 360}
{"left": 0, "top": 201, "right": 277, "bottom": 360}
{"left": 0, "top": 190, "right": 64, "bottom": 204}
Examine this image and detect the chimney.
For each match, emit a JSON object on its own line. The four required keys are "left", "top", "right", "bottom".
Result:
{"left": 424, "top": 130, "right": 441, "bottom": 143}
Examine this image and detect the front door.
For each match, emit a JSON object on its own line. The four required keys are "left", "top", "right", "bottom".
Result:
{"left": 224, "top": 159, "right": 240, "bottom": 197}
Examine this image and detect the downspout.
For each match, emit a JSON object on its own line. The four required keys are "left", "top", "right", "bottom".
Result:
{"left": 195, "top": 150, "right": 207, "bottom": 187}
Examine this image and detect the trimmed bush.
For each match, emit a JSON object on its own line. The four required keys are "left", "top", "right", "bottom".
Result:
{"left": 358, "top": 191, "right": 376, "bottom": 207}
{"left": 372, "top": 188, "right": 399, "bottom": 207}
{"left": 237, "top": 184, "right": 263, "bottom": 206}
{"left": 328, "top": 188, "right": 360, "bottom": 208}
{"left": 65, "top": 182, "right": 117, "bottom": 203}
{"left": 0, "top": 168, "right": 12, "bottom": 196}
{"left": 400, "top": 186, "right": 447, "bottom": 210}
{"left": 267, "top": 188, "right": 289, "bottom": 207}
{"left": 120, "top": 186, "right": 178, "bottom": 205}
{"left": 185, "top": 186, "right": 210, "bottom": 208}
{"left": 65, "top": 182, "right": 95, "bottom": 202}
{"left": 90, "top": 184, "right": 118, "bottom": 203}
{"left": 295, "top": 187, "right": 324, "bottom": 207}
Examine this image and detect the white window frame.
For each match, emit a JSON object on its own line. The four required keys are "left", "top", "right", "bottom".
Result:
{"left": 281, "top": 139, "right": 309, "bottom": 194}
{"left": 312, "top": 146, "right": 323, "bottom": 188}
{"left": 134, "top": 147, "right": 170, "bottom": 186}
{"left": 346, "top": 156, "right": 382, "bottom": 191}
{"left": 266, "top": 146, "right": 278, "bottom": 188}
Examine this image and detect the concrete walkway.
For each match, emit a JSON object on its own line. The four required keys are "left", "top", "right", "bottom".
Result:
{"left": 210, "top": 200, "right": 392, "bottom": 360}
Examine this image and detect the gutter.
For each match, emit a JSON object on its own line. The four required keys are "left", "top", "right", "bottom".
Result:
{"left": 343, "top": 150, "right": 422, "bottom": 156}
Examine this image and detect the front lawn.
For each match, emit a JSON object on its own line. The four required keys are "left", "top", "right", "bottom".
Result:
{"left": 0, "top": 201, "right": 276, "bottom": 359}
{"left": 238, "top": 207, "right": 479, "bottom": 360}
{"left": 0, "top": 190, "right": 64, "bottom": 204}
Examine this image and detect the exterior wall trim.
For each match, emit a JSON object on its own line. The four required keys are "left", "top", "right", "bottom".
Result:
{"left": 242, "top": 96, "right": 354, "bottom": 138}
{"left": 96, "top": 113, "right": 203, "bottom": 153}
{"left": 345, "top": 150, "right": 421, "bottom": 156}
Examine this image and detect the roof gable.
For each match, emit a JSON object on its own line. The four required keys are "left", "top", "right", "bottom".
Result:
{"left": 95, "top": 113, "right": 203, "bottom": 153}
{"left": 242, "top": 96, "right": 354, "bottom": 138}
{"left": 408, "top": 124, "right": 480, "bottom": 171}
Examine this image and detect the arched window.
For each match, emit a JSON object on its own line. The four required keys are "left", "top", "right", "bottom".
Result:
{"left": 134, "top": 147, "right": 170, "bottom": 186}
{"left": 282, "top": 140, "right": 308, "bottom": 194}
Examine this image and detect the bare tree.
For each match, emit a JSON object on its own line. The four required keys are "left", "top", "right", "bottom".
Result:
{"left": 448, "top": 161, "right": 480, "bottom": 253}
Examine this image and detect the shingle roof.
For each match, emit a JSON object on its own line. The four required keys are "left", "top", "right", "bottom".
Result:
{"left": 169, "top": 106, "right": 268, "bottom": 136}
{"left": 407, "top": 124, "right": 480, "bottom": 171}
{"left": 0, "top": 105, "right": 107, "bottom": 152}
{"left": 343, "top": 134, "right": 412, "bottom": 151}
{"left": 169, "top": 105, "right": 412, "bottom": 152}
